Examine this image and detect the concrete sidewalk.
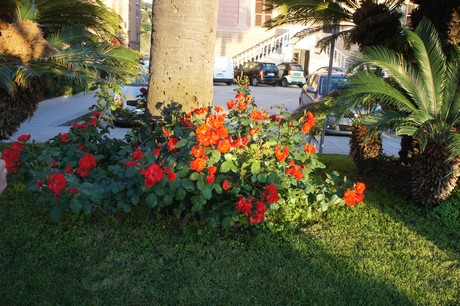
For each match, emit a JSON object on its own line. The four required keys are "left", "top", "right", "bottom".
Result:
{"left": 2, "top": 90, "right": 401, "bottom": 156}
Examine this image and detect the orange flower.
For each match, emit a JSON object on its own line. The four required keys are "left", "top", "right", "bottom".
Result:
{"left": 237, "top": 102, "right": 248, "bottom": 111}
{"left": 250, "top": 109, "right": 262, "bottom": 121}
{"left": 249, "top": 128, "right": 259, "bottom": 135}
{"left": 354, "top": 182, "right": 366, "bottom": 194}
{"left": 303, "top": 144, "right": 316, "bottom": 154}
{"left": 217, "top": 139, "right": 231, "bottom": 153}
{"left": 274, "top": 145, "right": 289, "bottom": 162}
{"left": 208, "top": 166, "right": 217, "bottom": 175}
{"left": 196, "top": 124, "right": 212, "bottom": 147}
{"left": 227, "top": 100, "right": 235, "bottom": 110}
{"left": 191, "top": 145, "right": 205, "bottom": 158}
{"left": 343, "top": 189, "right": 357, "bottom": 206}
{"left": 214, "top": 106, "right": 224, "bottom": 113}
{"left": 214, "top": 125, "right": 228, "bottom": 139}
{"left": 302, "top": 111, "right": 316, "bottom": 134}
{"left": 190, "top": 157, "right": 207, "bottom": 172}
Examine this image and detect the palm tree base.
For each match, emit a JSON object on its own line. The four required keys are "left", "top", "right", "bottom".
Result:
{"left": 411, "top": 141, "right": 460, "bottom": 205}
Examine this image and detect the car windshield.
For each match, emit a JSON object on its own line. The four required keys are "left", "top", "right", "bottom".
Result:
{"left": 319, "top": 76, "right": 348, "bottom": 95}
{"left": 261, "top": 63, "right": 277, "bottom": 70}
{"left": 290, "top": 65, "right": 303, "bottom": 71}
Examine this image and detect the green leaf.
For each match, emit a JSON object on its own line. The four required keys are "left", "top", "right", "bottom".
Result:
{"left": 211, "top": 150, "right": 221, "bottom": 163}
{"left": 175, "top": 138, "right": 188, "bottom": 148}
{"left": 190, "top": 172, "right": 200, "bottom": 181}
{"left": 220, "top": 161, "right": 231, "bottom": 173}
{"left": 257, "top": 173, "right": 267, "bottom": 183}
{"left": 197, "top": 178, "right": 206, "bottom": 191}
{"left": 224, "top": 153, "right": 234, "bottom": 161}
{"left": 182, "top": 178, "right": 195, "bottom": 192}
{"left": 146, "top": 193, "right": 158, "bottom": 208}
{"left": 176, "top": 187, "right": 186, "bottom": 201}
{"left": 222, "top": 216, "right": 235, "bottom": 229}
{"left": 163, "top": 195, "right": 173, "bottom": 206}
{"left": 201, "top": 186, "right": 212, "bottom": 200}
{"left": 251, "top": 161, "right": 261, "bottom": 174}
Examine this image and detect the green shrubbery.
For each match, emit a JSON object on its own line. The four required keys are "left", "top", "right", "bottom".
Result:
{"left": 3, "top": 82, "right": 365, "bottom": 228}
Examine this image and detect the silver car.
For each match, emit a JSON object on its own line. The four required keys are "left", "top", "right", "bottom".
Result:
{"left": 299, "top": 70, "right": 352, "bottom": 135}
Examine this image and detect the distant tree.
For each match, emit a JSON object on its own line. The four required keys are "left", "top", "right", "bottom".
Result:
{"left": 147, "top": 0, "right": 218, "bottom": 119}
{"left": 411, "top": 0, "right": 460, "bottom": 46}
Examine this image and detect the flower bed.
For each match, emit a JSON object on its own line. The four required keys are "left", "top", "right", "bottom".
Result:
{"left": 3, "top": 81, "right": 364, "bottom": 228}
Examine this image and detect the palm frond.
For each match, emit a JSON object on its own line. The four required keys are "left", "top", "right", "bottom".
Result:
{"left": 47, "top": 26, "right": 92, "bottom": 49}
{"left": 0, "top": 66, "right": 17, "bottom": 96}
{"left": 408, "top": 19, "right": 446, "bottom": 116}
{"left": 340, "top": 71, "right": 417, "bottom": 112}
{"left": 441, "top": 46, "right": 460, "bottom": 125}
{"left": 351, "top": 45, "right": 432, "bottom": 113}
{"left": 446, "top": 131, "right": 460, "bottom": 161}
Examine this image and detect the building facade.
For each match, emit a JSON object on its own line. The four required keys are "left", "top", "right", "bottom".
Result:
{"left": 101, "top": 0, "right": 141, "bottom": 51}
{"left": 216, "top": 0, "right": 417, "bottom": 72}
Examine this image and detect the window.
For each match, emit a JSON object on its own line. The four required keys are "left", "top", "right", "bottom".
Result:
{"left": 255, "top": 0, "right": 272, "bottom": 27}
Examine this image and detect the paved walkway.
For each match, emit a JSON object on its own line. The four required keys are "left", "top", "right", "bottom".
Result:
{"left": 2, "top": 90, "right": 401, "bottom": 156}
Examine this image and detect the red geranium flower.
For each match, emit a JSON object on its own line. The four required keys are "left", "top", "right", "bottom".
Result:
{"left": 226, "top": 100, "right": 235, "bottom": 110}
{"left": 262, "top": 184, "right": 280, "bottom": 204}
{"left": 17, "top": 134, "right": 31, "bottom": 142}
{"left": 132, "top": 150, "right": 143, "bottom": 160}
{"left": 144, "top": 164, "right": 164, "bottom": 187}
{"left": 153, "top": 149, "right": 161, "bottom": 157}
{"left": 47, "top": 173, "right": 67, "bottom": 194}
{"left": 222, "top": 180, "right": 229, "bottom": 191}
{"left": 354, "top": 182, "right": 366, "bottom": 195}
{"left": 77, "top": 153, "right": 97, "bottom": 177}
{"left": 196, "top": 124, "right": 212, "bottom": 147}
{"left": 168, "top": 137, "right": 180, "bottom": 151}
{"left": 59, "top": 133, "right": 70, "bottom": 143}
{"left": 167, "top": 172, "right": 177, "bottom": 181}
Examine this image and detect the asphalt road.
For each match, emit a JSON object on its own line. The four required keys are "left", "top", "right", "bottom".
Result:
{"left": 213, "top": 83, "right": 301, "bottom": 114}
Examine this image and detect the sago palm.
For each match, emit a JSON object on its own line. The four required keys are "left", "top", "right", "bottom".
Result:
{"left": 339, "top": 19, "right": 460, "bottom": 205}
{"left": 266, "top": 0, "right": 404, "bottom": 51}
{"left": 0, "top": 0, "right": 141, "bottom": 140}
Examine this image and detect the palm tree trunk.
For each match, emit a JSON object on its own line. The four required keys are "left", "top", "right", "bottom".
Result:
{"left": 411, "top": 140, "right": 460, "bottom": 205}
{"left": 349, "top": 123, "right": 382, "bottom": 174}
{"left": 147, "top": 0, "right": 218, "bottom": 119}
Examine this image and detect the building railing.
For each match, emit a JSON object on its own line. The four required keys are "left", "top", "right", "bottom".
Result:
{"left": 232, "top": 30, "right": 291, "bottom": 68}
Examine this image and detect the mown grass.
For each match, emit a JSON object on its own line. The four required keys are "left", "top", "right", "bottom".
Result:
{"left": 0, "top": 155, "right": 459, "bottom": 305}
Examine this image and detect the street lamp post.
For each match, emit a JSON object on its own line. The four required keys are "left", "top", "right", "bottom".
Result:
{"left": 318, "top": 24, "right": 338, "bottom": 154}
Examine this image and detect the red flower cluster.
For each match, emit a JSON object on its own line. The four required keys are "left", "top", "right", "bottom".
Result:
{"left": 144, "top": 164, "right": 164, "bottom": 187}
{"left": 274, "top": 144, "right": 289, "bottom": 162}
{"left": 236, "top": 195, "right": 254, "bottom": 217}
{"left": 168, "top": 137, "right": 179, "bottom": 152}
{"left": 250, "top": 201, "right": 268, "bottom": 224}
{"left": 262, "top": 184, "right": 281, "bottom": 204}
{"left": 222, "top": 180, "right": 229, "bottom": 191}
{"left": 77, "top": 153, "right": 97, "bottom": 177}
{"left": 72, "top": 122, "right": 88, "bottom": 130}
{"left": 301, "top": 111, "right": 316, "bottom": 134}
{"left": 132, "top": 150, "right": 143, "bottom": 160}
{"left": 207, "top": 166, "right": 217, "bottom": 184}
{"left": 226, "top": 92, "right": 253, "bottom": 111}
{"left": 343, "top": 182, "right": 366, "bottom": 206}
{"left": 47, "top": 173, "right": 67, "bottom": 194}
{"left": 2, "top": 140, "right": 26, "bottom": 174}
{"left": 65, "top": 187, "right": 79, "bottom": 195}
{"left": 285, "top": 160, "right": 304, "bottom": 180}
{"left": 17, "top": 134, "right": 31, "bottom": 142}
{"left": 59, "top": 133, "right": 70, "bottom": 143}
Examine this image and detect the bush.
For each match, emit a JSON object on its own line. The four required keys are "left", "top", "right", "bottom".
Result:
{"left": 428, "top": 189, "right": 460, "bottom": 231}
{"left": 3, "top": 81, "right": 365, "bottom": 228}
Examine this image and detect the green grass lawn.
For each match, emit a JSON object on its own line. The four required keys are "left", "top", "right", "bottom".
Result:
{"left": 0, "top": 155, "right": 459, "bottom": 305}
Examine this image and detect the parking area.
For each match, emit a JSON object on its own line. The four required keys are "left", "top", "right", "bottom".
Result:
{"left": 3, "top": 84, "right": 401, "bottom": 156}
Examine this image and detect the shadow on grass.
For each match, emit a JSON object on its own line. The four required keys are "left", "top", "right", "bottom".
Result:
{"left": 0, "top": 184, "right": 414, "bottom": 305}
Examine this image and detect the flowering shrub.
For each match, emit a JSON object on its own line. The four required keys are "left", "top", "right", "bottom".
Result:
{"left": 3, "top": 79, "right": 365, "bottom": 227}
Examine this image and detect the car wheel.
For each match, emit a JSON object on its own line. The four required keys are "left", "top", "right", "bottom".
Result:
{"left": 298, "top": 84, "right": 304, "bottom": 88}
{"left": 252, "top": 77, "right": 259, "bottom": 86}
{"left": 281, "top": 78, "right": 289, "bottom": 87}
{"left": 226, "top": 82, "right": 232, "bottom": 86}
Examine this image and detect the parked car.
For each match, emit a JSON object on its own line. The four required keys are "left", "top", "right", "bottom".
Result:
{"left": 234, "top": 61, "right": 279, "bottom": 86}
{"left": 112, "top": 73, "right": 148, "bottom": 126}
{"left": 299, "top": 69, "right": 352, "bottom": 135}
{"left": 276, "top": 62, "right": 306, "bottom": 87}
{"left": 213, "top": 56, "right": 234, "bottom": 85}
